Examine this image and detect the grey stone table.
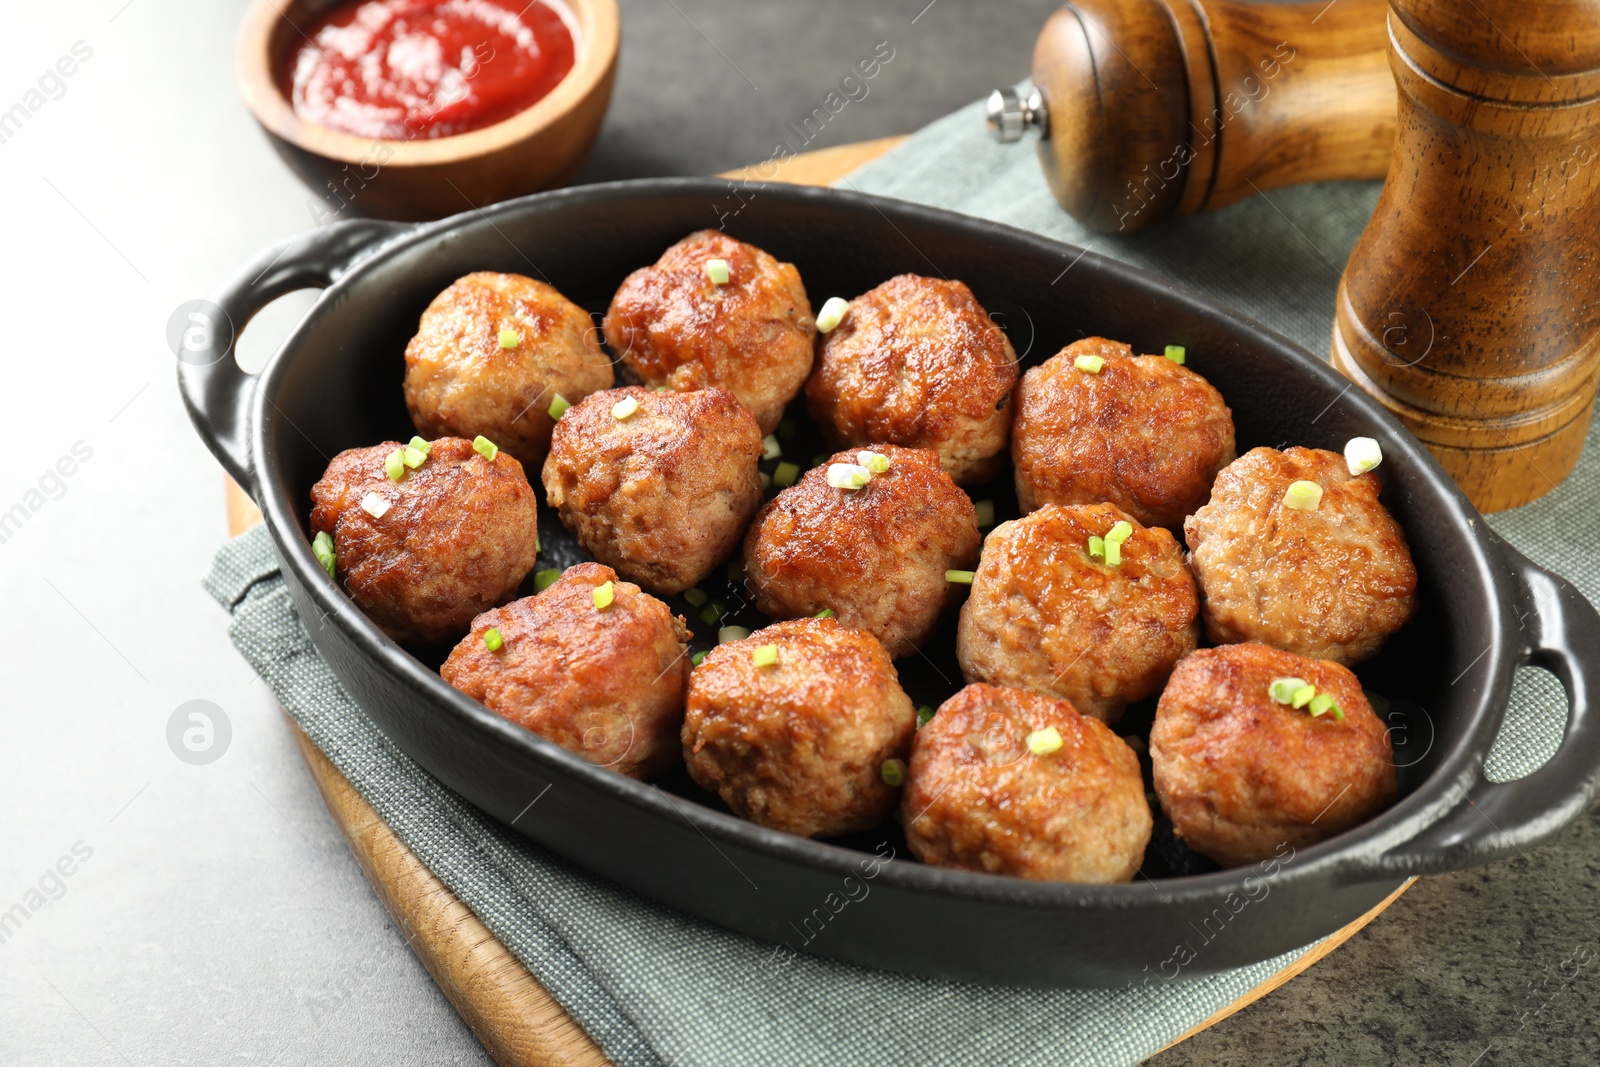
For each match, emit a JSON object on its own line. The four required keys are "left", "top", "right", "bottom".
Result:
{"left": 0, "top": 2, "right": 1593, "bottom": 1065}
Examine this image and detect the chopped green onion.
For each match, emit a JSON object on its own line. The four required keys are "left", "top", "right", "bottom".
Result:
{"left": 1268, "top": 677, "right": 1308, "bottom": 705}
{"left": 548, "top": 394, "right": 571, "bottom": 420}
{"left": 360, "top": 491, "right": 391, "bottom": 519}
{"left": 1164, "top": 344, "right": 1186, "bottom": 365}
{"left": 773, "top": 461, "right": 801, "bottom": 488}
{"left": 1105, "top": 520, "right": 1134, "bottom": 545}
{"left": 402, "top": 445, "right": 427, "bottom": 469}
{"left": 974, "top": 499, "right": 995, "bottom": 528}
{"left": 691, "top": 651, "right": 708, "bottom": 667}
{"left": 655, "top": 385, "right": 671, "bottom": 391}
{"left": 857, "top": 450, "right": 890, "bottom": 473}
{"left": 534, "top": 568, "right": 561, "bottom": 591}
{"left": 1087, "top": 535, "right": 1106, "bottom": 559}
{"left": 945, "top": 569, "right": 975, "bottom": 584}
{"left": 718, "top": 625, "right": 750, "bottom": 644}
{"left": 1105, "top": 540, "right": 1124, "bottom": 565}
{"left": 498, "top": 328, "right": 521, "bottom": 349}
{"left": 1026, "top": 727, "right": 1064, "bottom": 756}
{"left": 311, "top": 531, "right": 336, "bottom": 579}
{"left": 1283, "top": 480, "right": 1323, "bottom": 511}
{"left": 705, "top": 258, "right": 730, "bottom": 285}
{"left": 1074, "top": 354, "right": 1105, "bottom": 374}
{"left": 879, "top": 758, "right": 907, "bottom": 787}
{"left": 1290, "top": 683, "right": 1317, "bottom": 709}
{"left": 815, "top": 296, "right": 849, "bottom": 334}
{"left": 473, "top": 435, "right": 499, "bottom": 461}
{"left": 408, "top": 436, "right": 431, "bottom": 455}
{"left": 385, "top": 449, "right": 406, "bottom": 481}
{"left": 592, "top": 581, "right": 615, "bottom": 610}
{"left": 684, "top": 588, "right": 709, "bottom": 607}
{"left": 1308, "top": 692, "right": 1338, "bottom": 718}
{"left": 1344, "top": 436, "right": 1383, "bottom": 476}
{"left": 751, "top": 643, "right": 779, "bottom": 668}
{"left": 484, "top": 627, "right": 504, "bottom": 652}
{"left": 916, "top": 705, "right": 935, "bottom": 727}
{"left": 777, "top": 417, "right": 797, "bottom": 441}
{"left": 612, "top": 396, "right": 639, "bottom": 420}
{"left": 699, "top": 604, "right": 722, "bottom": 625}
{"left": 762, "top": 434, "right": 782, "bottom": 460}
{"left": 827, "top": 462, "right": 872, "bottom": 490}
{"left": 814, "top": 607, "right": 835, "bottom": 619}
{"left": 1331, "top": 705, "right": 1346, "bottom": 721}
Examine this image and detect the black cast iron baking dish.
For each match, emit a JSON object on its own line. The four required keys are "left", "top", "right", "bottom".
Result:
{"left": 182, "top": 179, "right": 1600, "bottom": 987}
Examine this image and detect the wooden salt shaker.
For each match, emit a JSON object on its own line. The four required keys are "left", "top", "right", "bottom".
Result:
{"left": 1331, "top": 0, "right": 1600, "bottom": 512}
{"left": 988, "top": 0, "right": 1397, "bottom": 233}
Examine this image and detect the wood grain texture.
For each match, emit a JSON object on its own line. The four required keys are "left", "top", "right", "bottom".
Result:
{"left": 1331, "top": 0, "right": 1600, "bottom": 512}
{"left": 1029, "top": 0, "right": 1395, "bottom": 232}
{"left": 234, "top": 0, "right": 619, "bottom": 221}
{"left": 226, "top": 131, "right": 1410, "bottom": 1066}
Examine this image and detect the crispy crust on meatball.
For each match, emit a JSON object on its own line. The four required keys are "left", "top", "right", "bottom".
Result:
{"left": 682, "top": 618, "right": 915, "bottom": 837}
{"left": 441, "top": 563, "right": 691, "bottom": 779}
{"left": 805, "top": 274, "right": 1019, "bottom": 484}
{"left": 957, "top": 503, "right": 1199, "bottom": 723}
{"left": 309, "top": 437, "right": 540, "bottom": 643}
{"left": 1012, "top": 337, "right": 1236, "bottom": 528}
{"left": 542, "top": 386, "right": 763, "bottom": 595}
{"left": 603, "top": 230, "right": 815, "bottom": 433}
{"left": 1150, "top": 644, "right": 1398, "bottom": 867}
{"left": 742, "top": 445, "right": 981, "bottom": 658}
{"left": 902, "top": 684, "right": 1151, "bottom": 883}
{"left": 1184, "top": 446, "right": 1418, "bottom": 664}
{"left": 404, "top": 272, "right": 614, "bottom": 470}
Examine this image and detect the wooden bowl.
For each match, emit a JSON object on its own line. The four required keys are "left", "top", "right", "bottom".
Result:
{"left": 235, "top": 0, "right": 619, "bottom": 221}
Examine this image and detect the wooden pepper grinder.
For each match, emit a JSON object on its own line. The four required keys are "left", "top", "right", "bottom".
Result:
{"left": 1330, "top": 0, "right": 1600, "bottom": 512}
{"left": 987, "top": 0, "right": 1397, "bottom": 233}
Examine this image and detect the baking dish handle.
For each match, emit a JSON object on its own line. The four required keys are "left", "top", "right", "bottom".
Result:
{"left": 1376, "top": 546, "right": 1600, "bottom": 876}
{"left": 178, "top": 217, "right": 406, "bottom": 495}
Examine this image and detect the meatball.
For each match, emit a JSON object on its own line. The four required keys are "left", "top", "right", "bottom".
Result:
{"left": 309, "top": 437, "right": 540, "bottom": 643}
{"left": 805, "top": 274, "right": 1018, "bottom": 484}
{"left": 1150, "top": 643, "right": 1398, "bottom": 867}
{"left": 603, "top": 230, "right": 815, "bottom": 433}
{"left": 1185, "top": 446, "right": 1418, "bottom": 664}
{"left": 404, "top": 272, "right": 615, "bottom": 470}
{"left": 441, "top": 563, "right": 691, "bottom": 779}
{"left": 541, "top": 386, "right": 763, "bottom": 595}
{"left": 1011, "top": 336, "right": 1236, "bottom": 528}
{"left": 682, "top": 618, "right": 915, "bottom": 837}
{"left": 956, "top": 503, "right": 1198, "bottom": 723}
{"left": 902, "top": 683, "right": 1151, "bottom": 883}
{"left": 742, "top": 445, "right": 981, "bottom": 658}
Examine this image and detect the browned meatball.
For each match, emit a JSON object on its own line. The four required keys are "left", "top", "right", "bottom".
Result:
{"left": 541, "top": 386, "right": 763, "bottom": 595}
{"left": 404, "top": 272, "right": 615, "bottom": 470}
{"left": 309, "top": 437, "right": 540, "bottom": 643}
{"left": 902, "top": 684, "right": 1151, "bottom": 883}
{"left": 1012, "top": 337, "right": 1236, "bottom": 528}
{"left": 805, "top": 274, "right": 1018, "bottom": 484}
{"left": 441, "top": 563, "right": 691, "bottom": 779}
{"left": 956, "top": 503, "right": 1198, "bottom": 723}
{"left": 1185, "top": 446, "right": 1418, "bottom": 664}
{"left": 603, "top": 230, "right": 814, "bottom": 433}
{"left": 1150, "top": 643, "right": 1398, "bottom": 867}
{"left": 682, "top": 618, "right": 915, "bottom": 837}
{"left": 742, "top": 445, "right": 981, "bottom": 658}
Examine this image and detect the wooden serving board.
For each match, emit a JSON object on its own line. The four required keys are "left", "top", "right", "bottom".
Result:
{"left": 225, "top": 136, "right": 1413, "bottom": 1065}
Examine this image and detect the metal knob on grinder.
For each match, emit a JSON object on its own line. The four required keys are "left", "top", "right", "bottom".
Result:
{"left": 988, "top": 0, "right": 1397, "bottom": 233}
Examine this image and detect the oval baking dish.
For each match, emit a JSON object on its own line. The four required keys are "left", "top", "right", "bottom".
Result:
{"left": 180, "top": 179, "right": 1600, "bottom": 987}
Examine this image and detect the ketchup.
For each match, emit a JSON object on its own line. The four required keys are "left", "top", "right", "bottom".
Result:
{"left": 283, "top": 0, "right": 578, "bottom": 140}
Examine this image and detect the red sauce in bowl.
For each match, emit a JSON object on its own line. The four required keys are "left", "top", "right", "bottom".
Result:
{"left": 282, "top": 0, "right": 578, "bottom": 140}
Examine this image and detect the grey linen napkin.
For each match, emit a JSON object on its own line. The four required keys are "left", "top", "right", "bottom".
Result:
{"left": 205, "top": 94, "right": 1588, "bottom": 1066}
